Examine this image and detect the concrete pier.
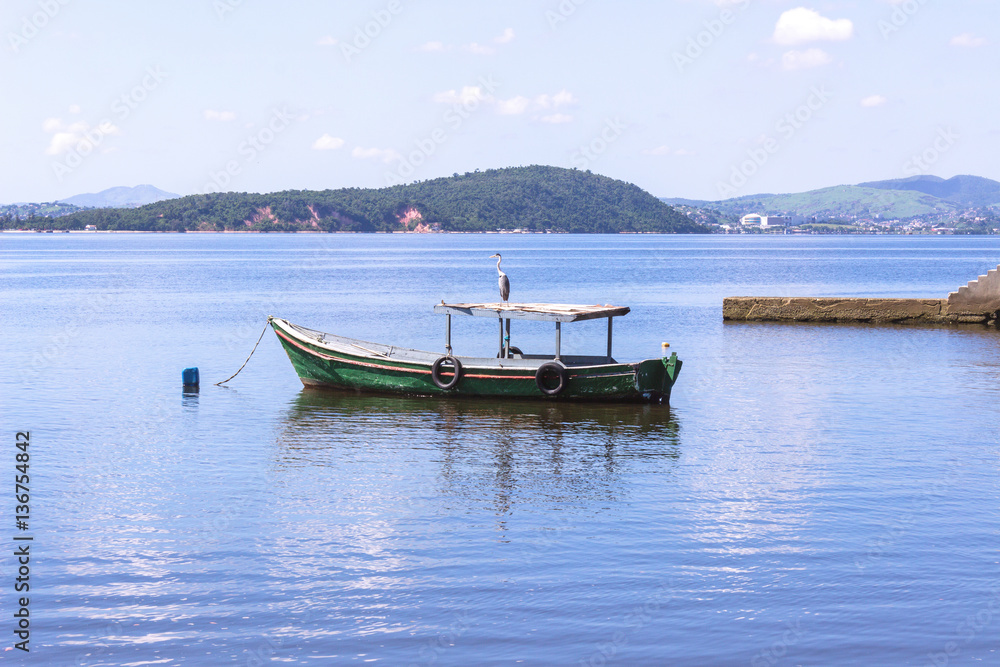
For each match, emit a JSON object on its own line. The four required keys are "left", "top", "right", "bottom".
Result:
{"left": 724, "top": 265, "right": 1000, "bottom": 326}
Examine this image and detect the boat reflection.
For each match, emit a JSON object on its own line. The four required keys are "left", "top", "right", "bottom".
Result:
{"left": 274, "top": 389, "right": 682, "bottom": 527}
{"left": 278, "top": 389, "right": 681, "bottom": 454}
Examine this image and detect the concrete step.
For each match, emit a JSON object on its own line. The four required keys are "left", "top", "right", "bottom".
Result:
{"left": 947, "top": 264, "right": 1000, "bottom": 308}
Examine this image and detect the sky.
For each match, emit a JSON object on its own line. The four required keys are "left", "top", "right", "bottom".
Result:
{"left": 2, "top": 0, "right": 998, "bottom": 203}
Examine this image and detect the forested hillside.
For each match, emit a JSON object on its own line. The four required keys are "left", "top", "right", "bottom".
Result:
{"left": 10, "top": 166, "right": 707, "bottom": 233}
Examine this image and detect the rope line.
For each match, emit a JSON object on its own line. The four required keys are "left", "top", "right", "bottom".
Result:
{"left": 215, "top": 320, "right": 269, "bottom": 386}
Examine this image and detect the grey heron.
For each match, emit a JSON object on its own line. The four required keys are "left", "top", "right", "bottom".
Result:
{"left": 489, "top": 253, "right": 510, "bottom": 302}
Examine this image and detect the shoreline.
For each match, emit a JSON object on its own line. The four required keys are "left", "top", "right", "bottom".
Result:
{"left": 0, "top": 229, "right": 987, "bottom": 236}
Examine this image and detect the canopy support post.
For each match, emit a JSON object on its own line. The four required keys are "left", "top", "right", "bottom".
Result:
{"left": 498, "top": 318, "right": 504, "bottom": 358}
{"left": 445, "top": 313, "right": 452, "bottom": 356}
{"left": 505, "top": 319, "right": 511, "bottom": 358}
{"left": 607, "top": 316, "right": 613, "bottom": 363}
{"left": 555, "top": 321, "right": 561, "bottom": 361}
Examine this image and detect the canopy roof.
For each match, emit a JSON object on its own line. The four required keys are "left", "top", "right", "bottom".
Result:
{"left": 434, "top": 302, "right": 630, "bottom": 322}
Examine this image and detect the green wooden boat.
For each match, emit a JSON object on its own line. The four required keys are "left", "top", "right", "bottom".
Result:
{"left": 270, "top": 301, "right": 682, "bottom": 403}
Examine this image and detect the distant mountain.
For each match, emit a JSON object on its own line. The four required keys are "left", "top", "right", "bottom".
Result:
{"left": 667, "top": 185, "right": 959, "bottom": 219}
{"left": 59, "top": 185, "right": 179, "bottom": 209}
{"left": 662, "top": 175, "right": 1000, "bottom": 221}
{"left": 856, "top": 175, "right": 1000, "bottom": 208}
{"left": 23, "top": 167, "right": 708, "bottom": 233}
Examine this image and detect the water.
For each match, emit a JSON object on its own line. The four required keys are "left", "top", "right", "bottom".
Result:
{"left": 2, "top": 234, "right": 999, "bottom": 666}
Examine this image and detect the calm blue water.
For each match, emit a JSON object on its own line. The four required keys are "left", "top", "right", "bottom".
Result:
{"left": 2, "top": 233, "right": 1000, "bottom": 666}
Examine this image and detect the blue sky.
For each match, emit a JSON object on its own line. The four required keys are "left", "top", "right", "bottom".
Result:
{"left": 2, "top": 0, "right": 997, "bottom": 203}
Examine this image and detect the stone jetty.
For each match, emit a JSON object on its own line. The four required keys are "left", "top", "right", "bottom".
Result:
{"left": 724, "top": 265, "right": 1000, "bottom": 326}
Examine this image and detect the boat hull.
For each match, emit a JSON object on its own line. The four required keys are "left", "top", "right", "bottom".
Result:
{"left": 270, "top": 318, "right": 681, "bottom": 403}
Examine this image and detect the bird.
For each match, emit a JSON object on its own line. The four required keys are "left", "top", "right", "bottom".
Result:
{"left": 489, "top": 253, "right": 510, "bottom": 303}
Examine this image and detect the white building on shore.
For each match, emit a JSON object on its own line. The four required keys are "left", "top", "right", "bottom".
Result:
{"left": 740, "top": 214, "right": 790, "bottom": 229}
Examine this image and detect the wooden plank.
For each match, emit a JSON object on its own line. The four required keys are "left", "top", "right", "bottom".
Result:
{"left": 434, "top": 302, "right": 630, "bottom": 322}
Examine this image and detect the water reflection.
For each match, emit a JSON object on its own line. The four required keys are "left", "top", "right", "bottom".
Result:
{"left": 181, "top": 388, "right": 199, "bottom": 409}
{"left": 274, "top": 389, "right": 682, "bottom": 524}
{"left": 278, "top": 389, "right": 681, "bottom": 452}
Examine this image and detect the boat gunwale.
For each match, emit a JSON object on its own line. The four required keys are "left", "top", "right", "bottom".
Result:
{"left": 269, "top": 317, "right": 656, "bottom": 373}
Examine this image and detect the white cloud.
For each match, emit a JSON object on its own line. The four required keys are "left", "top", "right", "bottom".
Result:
{"left": 312, "top": 134, "right": 345, "bottom": 150}
{"left": 417, "top": 40, "right": 448, "bottom": 52}
{"left": 774, "top": 8, "right": 853, "bottom": 46}
{"left": 536, "top": 90, "right": 576, "bottom": 109}
{"left": 68, "top": 104, "right": 81, "bottom": 114}
{"left": 352, "top": 147, "right": 401, "bottom": 163}
{"left": 781, "top": 48, "right": 833, "bottom": 70}
{"left": 496, "top": 95, "right": 531, "bottom": 115}
{"left": 951, "top": 33, "right": 987, "bottom": 48}
{"left": 861, "top": 94, "right": 887, "bottom": 107}
{"left": 43, "top": 118, "right": 120, "bottom": 155}
{"left": 316, "top": 35, "right": 338, "bottom": 46}
{"left": 643, "top": 145, "right": 673, "bottom": 156}
{"left": 432, "top": 86, "right": 487, "bottom": 105}
{"left": 432, "top": 86, "right": 576, "bottom": 120}
{"left": 496, "top": 90, "right": 575, "bottom": 115}
{"left": 204, "top": 109, "right": 236, "bottom": 122}
{"left": 47, "top": 132, "right": 83, "bottom": 155}
{"left": 465, "top": 42, "right": 494, "bottom": 55}
{"left": 494, "top": 28, "right": 515, "bottom": 44}
{"left": 422, "top": 29, "right": 514, "bottom": 55}
{"left": 540, "top": 113, "right": 573, "bottom": 124}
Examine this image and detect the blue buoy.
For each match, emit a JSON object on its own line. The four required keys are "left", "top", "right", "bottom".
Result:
{"left": 182, "top": 367, "right": 200, "bottom": 387}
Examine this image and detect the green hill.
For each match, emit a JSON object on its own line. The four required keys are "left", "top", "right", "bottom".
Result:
{"left": 664, "top": 184, "right": 962, "bottom": 220}
{"left": 12, "top": 166, "right": 707, "bottom": 234}
{"left": 857, "top": 175, "right": 1000, "bottom": 207}
{"left": 714, "top": 185, "right": 960, "bottom": 219}
{"left": 663, "top": 174, "right": 1000, "bottom": 221}
{"left": 1, "top": 201, "right": 82, "bottom": 219}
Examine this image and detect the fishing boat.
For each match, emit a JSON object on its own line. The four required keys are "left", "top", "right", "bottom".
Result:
{"left": 269, "top": 301, "right": 682, "bottom": 403}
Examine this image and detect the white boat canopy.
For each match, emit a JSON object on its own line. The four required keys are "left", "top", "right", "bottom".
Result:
{"left": 433, "top": 302, "right": 630, "bottom": 323}
{"left": 433, "top": 302, "right": 631, "bottom": 361}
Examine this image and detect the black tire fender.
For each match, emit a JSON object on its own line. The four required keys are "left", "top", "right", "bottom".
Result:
{"left": 535, "top": 361, "right": 568, "bottom": 396}
{"left": 431, "top": 355, "right": 462, "bottom": 390}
